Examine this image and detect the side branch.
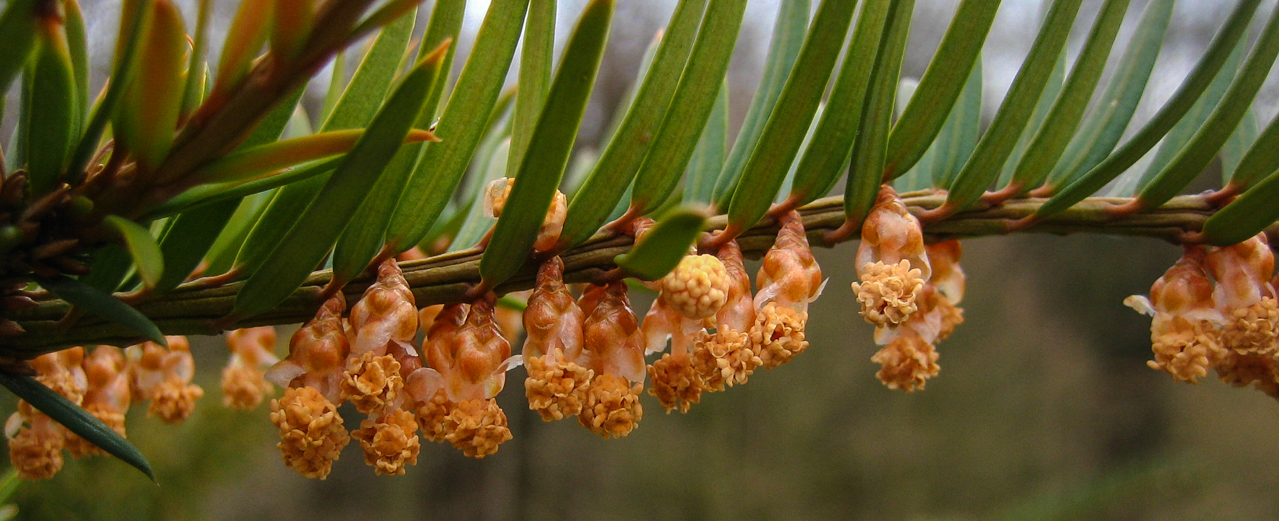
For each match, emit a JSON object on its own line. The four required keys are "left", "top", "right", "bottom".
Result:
{"left": 6, "top": 193, "right": 1271, "bottom": 353}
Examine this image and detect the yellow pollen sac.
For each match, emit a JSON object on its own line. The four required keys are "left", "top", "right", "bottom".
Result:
{"left": 578, "top": 373, "right": 643, "bottom": 438}
{"left": 935, "top": 295, "right": 965, "bottom": 342}
{"left": 1149, "top": 319, "right": 1225, "bottom": 383}
{"left": 647, "top": 352, "right": 704, "bottom": 413}
{"left": 749, "top": 302, "right": 808, "bottom": 369}
{"left": 691, "top": 329, "right": 759, "bottom": 390}
{"left": 1216, "top": 351, "right": 1279, "bottom": 399}
{"left": 65, "top": 405, "right": 127, "bottom": 458}
{"left": 270, "top": 386, "right": 350, "bottom": 480}
{"left": 852, "top": 260, "right": 924, "bottom": 328}
{"left": 340, "top": 352, "right": 404, "bottom": 415}
{"left": 524, "top": 352, "right": 593, "bottom": 421}
{"left": 1221, "top": 297, "right": 1279, "bottom": 355}
{"left": 352, "top": 409, "right": 421, "bottom": 476}
{"left": 35, "top": 369, "right": 85, "bottom": 407}
{"left": 221, "top": 363, "right": 270, "bottom": 410}
{"left": 8, "top": 426, "right": 63, "bottom": 480}
{"left": 148, "top": 377, "right": 204, "bottom": 424}
{"left": 415, "top": 389, "right": 453, "bottom": 443}
{"left": 660, "top": 255, "right": 731, "bottom": 320}
{"left": 443, "top": 399, "right": 512, "bottom": 458}
{"left": 871, "top": 333, "right": 939, "bottom": 392}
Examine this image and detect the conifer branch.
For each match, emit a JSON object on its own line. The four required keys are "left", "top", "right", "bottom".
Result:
{"left": 5, "top": 193, "right": 1274, "bottom": 354}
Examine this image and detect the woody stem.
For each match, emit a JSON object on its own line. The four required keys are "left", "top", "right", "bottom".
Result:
{"left": 6, "top": 192, "right": 1271, "bottom": 354}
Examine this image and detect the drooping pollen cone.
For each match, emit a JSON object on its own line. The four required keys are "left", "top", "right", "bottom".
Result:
{"left": 409, "top": 297, "right": 519, "bottom": 458}
{"left": 266, "top": 294, "right": 351, "bottom": 403}
{"left": 659, "top": 255, "right": 730, "bottom": 320}
{"left": 747, "top": 211, "right": 824, "bottom": 370}
{"left": 348, "top": 258, "right": 418, "bottom": 357}
{"left": 1126, "top": 247, "right": 1226, "bottom": 383}
{"left": 1206, "top": 235, "right": 1278, "bottom": 355}
{"left": 270, "top": 386, "right": 350, "bottom": 480}
{"left": 222, "top": 326, "right": 279, "bottom": 410}
{"left": 523, "top": 258, "right": 591, "bottom": 421}
{"left": 127, "top": 336, "right": 203, "bottom": 424}
{"left": 852, "top": 186, "right": 928, "bottom": 328}
{"left": 579, "top": 282, "right": 646, "bottom": 438}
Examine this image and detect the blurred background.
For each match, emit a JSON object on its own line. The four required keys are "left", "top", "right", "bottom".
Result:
{"left": 5, "top": 0, "right": 1279, "bottom": 519}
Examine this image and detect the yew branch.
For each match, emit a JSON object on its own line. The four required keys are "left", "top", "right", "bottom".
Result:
{"left": 6, "top": 193, "right": 1271, "bottom": 354}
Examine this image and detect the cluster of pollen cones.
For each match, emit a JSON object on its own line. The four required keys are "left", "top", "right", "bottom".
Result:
{"left": 851, "top": 186, "right": 967, "bottom": 392}
{"left": 4, "top": 330, "right": 275, "bottom": 480}
{"left": 259, "top": 206, "right": 830, "bottom": 479}
{"left": 17, "top": 180, "right": 1279, "bottom": 482}
{"left": 8, "top": 184, "right": 972, "bottom": 481}
{"left": 1127, "top": 234, "right": 1279, "bottom": 396}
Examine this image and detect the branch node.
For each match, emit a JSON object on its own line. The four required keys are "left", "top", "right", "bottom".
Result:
{"left": 1105, "top": 200, "right": 1145, "bottom": 220}
{"left": 767, "top": 194, "right": 803, "bottom": 220}
{"left": 603, "top": 205, "right": 643, "bottom": 237}
{"left": 916, "top": 202, "right": 957, "bottom": 224}
{"left": 981, "top": 183, "right": 1022, "bottom": 206}
{"left": 1027, "top": 185, "right": 1054, "bottom": 198}
{"left": 1179, "top": 230, "right": 1207, "bottom": 246}
{"left": 319, "top": 277, "right": 345, "bottom": 301}
{"left": 822, "top": 218, "right": 860, "bottom": 247}
{"left": 184, "top": 267, "right": 245, "bottom": 291}
{"left": 1205, "top": 184, "right": 1240, "bottom": 208}
{"left": 701, "top": 223, "right": 742, "bottom": 251}
{"left": 464, "top": 281, "right": 492, "bottom": 301}
{"left": 213, "top": 312, "right": 243, "bottom": 332}
{"left": 1006, "top": 215, "right": 1041, "bottom": 233}
{"left": 597, "top": 267, "right": 626, "bottom": 284}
